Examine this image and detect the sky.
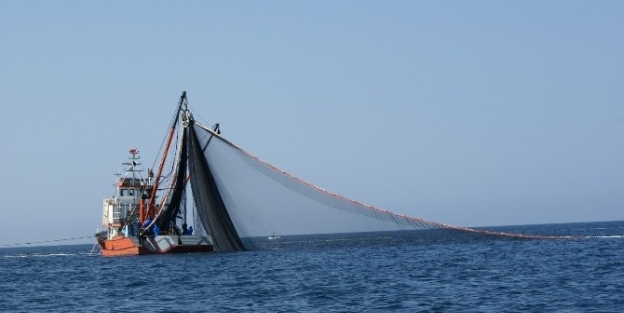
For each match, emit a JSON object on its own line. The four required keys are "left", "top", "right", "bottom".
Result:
{"left": 1, "top": 1, "right": 622, "bottom": 246}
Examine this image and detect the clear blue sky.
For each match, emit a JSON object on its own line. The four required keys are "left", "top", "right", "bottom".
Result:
{"left": 1, "top": 1, "right": 622, "bottom": 246}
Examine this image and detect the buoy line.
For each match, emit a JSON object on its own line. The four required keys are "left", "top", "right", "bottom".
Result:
{"left": 1, "top": 236, "right": 93, "bottom": 247}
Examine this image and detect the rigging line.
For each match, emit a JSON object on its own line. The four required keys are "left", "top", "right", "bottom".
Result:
{"left": 156, "top": 129, "right": 180, "bottom": 184}
{"left": 1, "top": 236, "right": 93, "bottom": 247}
{"left": 152, "top": 141, "right": 185, "bottom": 223}
{"left": 149, "top": 93, "right": 185, "bottom": 213}
{"left": 161, "top": 122, "right": 182, "bottom": 181}
{"left": 187, "top": 102, "right": 211, "bottom": 127}
{"left": 152, "top": 94, "right": 187, "bottom": 171}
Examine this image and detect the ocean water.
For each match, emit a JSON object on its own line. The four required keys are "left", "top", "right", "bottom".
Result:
{"left": 1, "top": 221, "right": 623, "bottom": 312}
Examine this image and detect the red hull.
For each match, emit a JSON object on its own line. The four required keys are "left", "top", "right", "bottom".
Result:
{"left": 98, "top": 237, "right": 213, "bottom": 257}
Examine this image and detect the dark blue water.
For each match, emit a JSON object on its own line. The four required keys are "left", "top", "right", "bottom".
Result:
{"left": 1, "top": 221, "right": 623, "bottom": 312}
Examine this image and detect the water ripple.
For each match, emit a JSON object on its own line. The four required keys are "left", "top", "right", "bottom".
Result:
{"left": 1, "top": 222, "right": 623, "bottom": 312}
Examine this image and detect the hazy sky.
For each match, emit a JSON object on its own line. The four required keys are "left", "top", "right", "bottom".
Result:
{"left": 1, "top": 1, "right": 622, "bottom": 246}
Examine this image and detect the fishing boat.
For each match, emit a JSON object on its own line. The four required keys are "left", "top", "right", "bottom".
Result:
{"left": 95, "top": 92, "right": 220, "bottom": 256}
{"left": 268, "top": 233, "right": 281, "bottom": 240}
{"left": 95, "top": 148, "right": 213, "bottom": 256}
{"left": 95, "top": 91, "right": 563, "bottom": 256}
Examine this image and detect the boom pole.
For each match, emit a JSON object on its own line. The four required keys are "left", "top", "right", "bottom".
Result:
{"left": 145, "top": 91, "right": 186, "bottom": 224}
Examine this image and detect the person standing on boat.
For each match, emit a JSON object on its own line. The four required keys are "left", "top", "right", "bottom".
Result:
{"left": 147, "top": 168, "right": 154, "bottom": 185}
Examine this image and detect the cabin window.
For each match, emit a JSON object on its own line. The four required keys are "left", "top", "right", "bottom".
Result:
{"left": 119, "top": 189, "right": 124, "bottom": 197}
{"left": 128, "top": 189, "right": 134, "bottom": 196}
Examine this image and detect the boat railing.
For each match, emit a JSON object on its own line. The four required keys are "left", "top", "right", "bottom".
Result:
{"left": 118, "top": 177, "right": 151, "bottom": 188}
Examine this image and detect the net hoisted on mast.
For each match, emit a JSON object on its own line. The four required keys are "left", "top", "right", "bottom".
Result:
{"left": 187, "top": 114, "right": 245, "bottom": 252}
{"left": 186, "top": 120, "right": 468, "bottom": 241}
{"left": 151, "top": 92, "right": 574, "bottom": 253}
{"left": 149, "top": 92, "right": 245, "bottom": 252}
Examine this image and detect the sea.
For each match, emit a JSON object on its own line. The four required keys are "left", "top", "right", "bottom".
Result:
{"left": 1, "top": 221, "right": 623, "bottom": 312}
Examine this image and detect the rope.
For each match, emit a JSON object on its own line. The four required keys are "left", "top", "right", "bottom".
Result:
{"left": 0, "top": 236, "right": 93, "bottom": 247}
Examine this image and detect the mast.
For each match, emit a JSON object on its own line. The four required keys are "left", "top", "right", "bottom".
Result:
{"left": 144, "top": 91, "right": 186, "bottom": 224}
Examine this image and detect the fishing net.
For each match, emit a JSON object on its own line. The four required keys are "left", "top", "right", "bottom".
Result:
{"left": 181, "top": 119, "right": 563, "bottom": 252}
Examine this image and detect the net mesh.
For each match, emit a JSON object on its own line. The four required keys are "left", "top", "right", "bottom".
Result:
{"left": 188, "top": 121, "right": 245, "bottom": 251}
{"left": 186, "top": 120, "right": 567, "bottom": 251}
